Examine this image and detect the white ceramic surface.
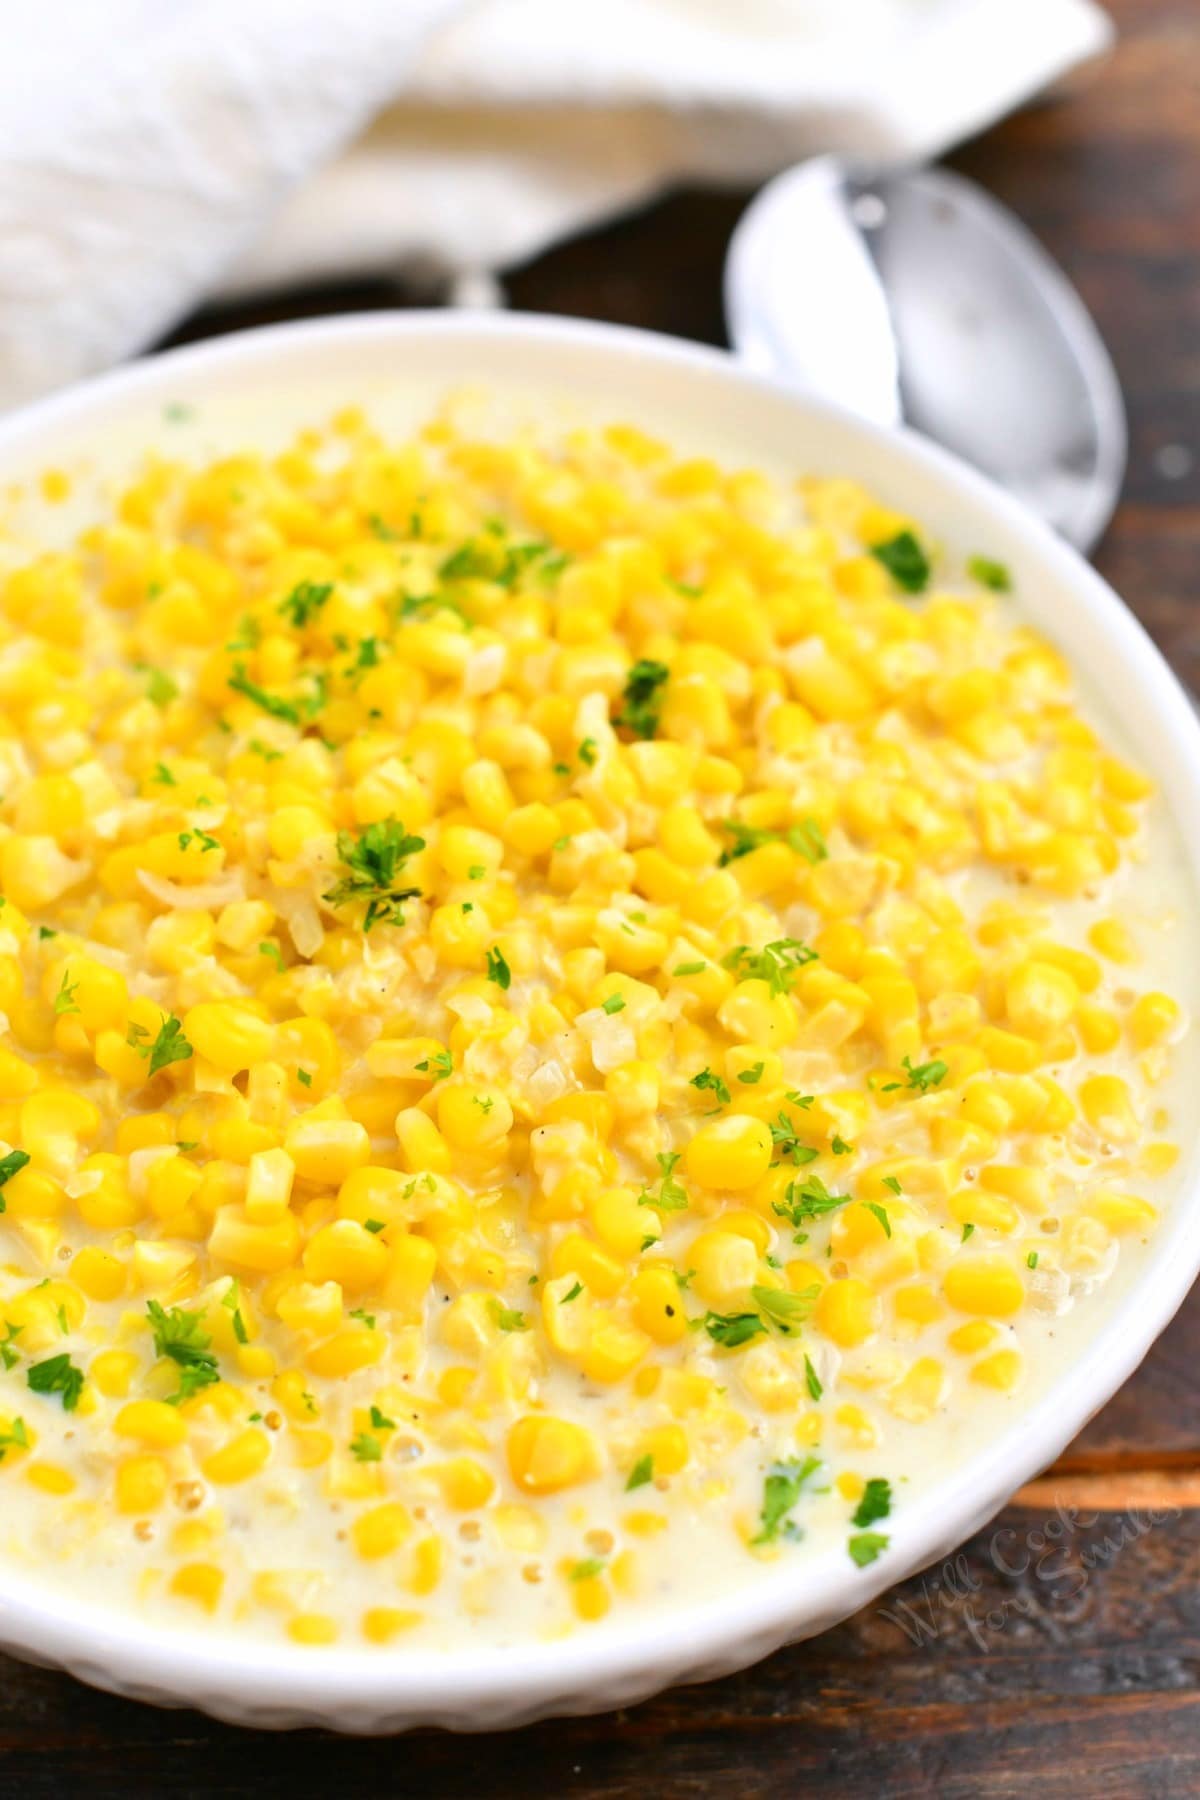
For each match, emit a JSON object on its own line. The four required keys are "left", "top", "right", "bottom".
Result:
{"left": 0, "top": 312, "right": 1197, "bottom": 1734}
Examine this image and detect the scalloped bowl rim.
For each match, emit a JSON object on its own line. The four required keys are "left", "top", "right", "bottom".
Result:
{"left": 0, "top": 311, "right": 1196, "bottom": 1732}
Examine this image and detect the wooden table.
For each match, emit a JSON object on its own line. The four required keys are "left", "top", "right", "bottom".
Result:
{"left": 2, "top": 1, "right": 1196, "bottom": 1790}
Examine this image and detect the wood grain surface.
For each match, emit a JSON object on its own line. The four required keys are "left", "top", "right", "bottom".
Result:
{"left": 2, "top": 0, "right": 1196, "bottom": 1791}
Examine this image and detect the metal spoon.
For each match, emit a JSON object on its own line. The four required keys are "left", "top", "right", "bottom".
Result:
{"left": 725, "top": 157, "right": 1126, "bottom": 552}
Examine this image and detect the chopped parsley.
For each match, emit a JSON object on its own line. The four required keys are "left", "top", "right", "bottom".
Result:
{"left": 0, "top": 1321, "right": 22, "bottom": 1368}
{"left": 852, "top": 1477, "right": 893, "bottom": 1529}
{"left": 178, "top": 828, "right": 220, "bottom": 854}
{"left": 144, "top": 666, "right": 179, "bottom": 708}
{"left": 737, "top": 1063, "right": 765, "bottom": 1085}
{"left": 278, "top": 579, "right": 333, "bottom": 628}
{"left": 221, "top": 1283, "right": 248, "bottom": 1345}
{"left": 364, "top": 1218, "right": 385, "bottom": 1234}
{"left": 323, "top": 818, "right": 425, "bottom": 933}
{"left": 53, "top": 973, "right": 79, "bottom": 1016}
{"left": 128, "top": 1014, "right": 193, "bottom": 1079}
{"left": 883, "top": 1055, "right": 949, "bottom": 1095}
{"left": 863, "top": 1201, "right": 892, "bottom": 1238}
{"left": 848, "top": 1531, "right": 889, "bottom": 1567}
{"left": 753, "top": 1454, "right": 821, "bottom": 1545}
{"left": 967, "top": 554, "right": 1012, "bottom": 592}
{"left": 562, "top": 1281, "right": 584, "bottom": 1304}
{"left": 151, "top": 761, "right": 177, "bottom": 787}
{"left": 296, "top": 1068, "right": 313, "bottom": 1088}
{"left": 722, "top": 937, "right": 818, "bottom": 995}
{"left": 751, "top": 1283, "right": 820, "bottom": 1334}
{"left": 416, "top": 1049, "right": 453, "bottom": 1080}
{"left": 614, "top": 659, "right": 669, "bottom": 739}
{"left": 673, "top": 961, "right": 707, "bottom": 977}
{"left": 578, "top": 738, "right": 598, "bottom": 768}
{"left": 485, "top": 946, "right": 512, "bottom": 990}
{"left": 704, "top": 1311, "right": 766, "bottom": 1349}
{"left": 370, "top": 1405, "right": 396, "bottom": 1431}
{"left": 26, "top": 1352, "right": 84, "bottom": 1411}
{"left": 258, "top": 940, "right": 284, "bottom": 970}
{"left": 569, "top": 1558, "right": 606, "bottom": 1583}
{"left": 772, "top": 1175, "right": 850, "bottom": 1238}
{"left": 961, "top": 1222, "right": 976, "bottom": 1242}
{"left": 147, "top": 1300, "right": 219, "bottom": 1403}
{"left": 768, "top": 1111, "right": 818, "bottom": 1167}
{"left": 882, "top": 1175, "right": 902, "bottom": 1195}
{"left": 637, "top": 1151, "right": 689, "bottom": 1214}
{"left": 601, "top": 994, "right": 626, "bottom": 1015}
{"left": 488, "top": 1301, "right": 529, "bottom": 1333}
{"left": 228, "top": 664, "right": 302, "bottom": 726}
{"left": 690, "top": 1067, "right": 730, "bottom": 1107}
{"left": 869, "top": 530, "right": 931, "bottom": 594}
{"left": 350, "top": 1432, "right": 383, "bottom": 1463}
{"left": 626, "top": 1454, "right": 654, "bottom": 1492}
{"left": 0, "top": 1416, "right": 28, "bottom": 1461}
{"left": 804, "top": 1355, "right": 823, "bottom": 1402}
{"left": 1027, "top": 1251, "right": 1039, "bottom": 1269}
{"left": 719, "top": 817, "right": 828, "bottom": 867}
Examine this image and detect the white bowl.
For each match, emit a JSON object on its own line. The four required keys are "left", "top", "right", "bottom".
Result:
{"left": 0, "top": 312, "right": 1197, "bottom": 1733}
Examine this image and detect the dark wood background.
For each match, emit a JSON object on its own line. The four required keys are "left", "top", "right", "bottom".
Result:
{"left": 2, "top": 1, "right": 1197, "bottom": 1792}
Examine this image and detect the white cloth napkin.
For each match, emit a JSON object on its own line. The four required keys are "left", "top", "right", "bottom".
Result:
{"left": 0, "top": 0, "right": 1111, "bottom": 410}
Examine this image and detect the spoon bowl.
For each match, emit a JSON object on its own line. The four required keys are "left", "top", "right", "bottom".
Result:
{"left": 725, "top": 157, "right": 1126, "bottom": 552}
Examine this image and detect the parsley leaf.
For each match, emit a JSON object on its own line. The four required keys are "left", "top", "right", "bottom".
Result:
{"left": 637, "top": 1151, "right": 689, "bottom": 1214}
{"left": 614, "top": 659, "right": 669, "bottom": 739}
{"left": 804, "top": 1354, "right": 823, "bottom": 1402}
{"left": 690, "top": 1067, "right": 730, "bottom": 1107}
{"left": 704, "top": 1311, "right": 766, "bottom": 1349}
{"left": 967, "top": 554, "right": 1012, "bottom": 592}
{"left": 852, "top": 1477, "right": 893, "bottom": 1529}
{"left": 147, "top": 1301, "right": 219, "bottom": 1404}
{"left": 0, "top": 1148, "right": 30, "bottom": 1213}
{"left": 601, "top": 994, "right": 625, "bottom": 1015}
{"left": 0, "top": 1416, "right": 28, "bottom": 1460}
{"left": 228, "top": 663, "right": 302, "bottom": 726}
{"left": 863, "top": 1201, "right": 892, "bottom": 1238}
{"left": 27, "top": 1353, "right": 84, "bottom": 1411}
{"left": 870, "top": 530, "right": 931, "bottom": 594}
{"left": 488, "top": 1301, "right": 529, "bottom": 1333}
{"left": 751, "top": 1283, "right": 821, "bottom": 1333}
{"left": 753, "top": 1454, "right": 821, "bottom": 1545}
{"left": 772, "top": 1175, "right": 851, "bottom": 1236}
{"left": 626, "top": 1454, "right": 654, "bottom": 1492}
{"left": 323, "top": 818, "right": 425, "bottom": 932}
{"left": 722, "top": 938, "right": 818, "bottom": 995}
{"left": 131, "top": 1014, "right": 193, "bottom": 1079}
{"left": 278, "top": 580, "right": 333, "bottom": 628}
{"left": 350, "top": 1432, "right": 383, "bottom": 1462}
{"left": 768, "top": 1110, "right": 818, "bottom": 1167}
{"left": 848, "top": 1531, "right": 889, "bottom": 1567}
{"left": 485, "top": 946, "right": 512, "bottom": 990}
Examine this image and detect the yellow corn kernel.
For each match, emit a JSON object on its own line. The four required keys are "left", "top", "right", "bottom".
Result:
{"left": 115, "top": 1454, "right": 168, "bottom": 1514}
{"left": 1079, "top": 1074, "right": 1138, "bottom": 1142}
{"left": 303, "top": 1220, "right": 389, "bottom": 1293}
{"left": 815, "top": 1278, "right": 880, "bottom": 1348}
{"left": 113, "top": 1400, "right": 187, "bottom": 1449}
{"left": 201, "top": 1429, "right": 270, "bottom": 1486}
{"left": 362, "top": 1608, "right": 423, "bottom": 1644}
{"left": 288, "top": 1614, "right": 339, "bottom": 1646}
{"left": 352, "top": 1502, "right": 413, "bottom": 1560}
{"left": 943, "top": 1258, "right": 1024, "bottom": 1317}
{"left": 183, "top": 1002, "right": 275, "bottom": 1074}
{"left": 1128, "top": 992, "right": 1181, "bottom": 1049}
{"left": 506, "top": 1415, "right": 599, "bottom": 1494}
{"left": 90, "top": 1350, "right": 140, "bottom": 1398}
{"left": 285, "top": 1116, "right": 371, "bottom": 1185}
{"left": 684, "top": 1114, "right": 773, "bottom": 1190}
{"left": 971, "top": 1349, "right": 1022, "bottom": 1391}
{"left": 306, "top": 1327, "right": 384, "bottom": 1380}
{"left": 170, "top": 1562, "right": 225, "bottom": 1613}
